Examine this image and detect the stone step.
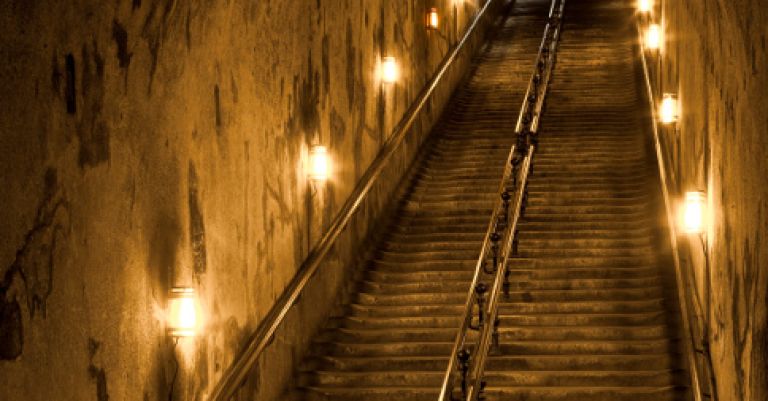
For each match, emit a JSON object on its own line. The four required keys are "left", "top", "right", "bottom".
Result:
{"left": 303, "top": 369, "right": 684, "bottom": 388}
{"left": 381, "top": 240, "right": 485, "bottom": 252}
{"left": 347, "top": 298, "right": 669, "bottom": 318}
{"left": 519, "top": 237, "right": 653, "bottom": 248}
{"left": 323, "top": 352, "right": 680, "bottom": 372}
{"left": 301, "top": 385, "right": 686, "bottom": 401}
{"left": 521, "top": 212, "right": 652, "bottom": 223}
{"left": 337, "top": 310, "right": 668, "bottom": 329}
{"left": 321, "top": 324, "right": 672, "bottom": 343}
{"left": 506, "top": 266, "right": 661, "bottom": 280}
{"left": 311, "top": 338, "right": 680, "bottom": 358}
{"left": 517, "top": 228, "right": 653, "bottom": 239}
{"left": 516, "top": 247, "right": 654, "bottom": 258}
{"left": 355, "top": 287, "right": 665, "bottom": 305}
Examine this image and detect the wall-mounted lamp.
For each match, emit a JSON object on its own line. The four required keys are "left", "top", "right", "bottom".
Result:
{"left": 659, "top": 93, "right": 679, "bottom": 124}
{"left": 427, "top": 8, "right": 440, "bottom": 29}
{"left": 681, "top": 191, "right": 707, "bottom": 234}
{"left": 645, "top": 23, "right": 662, "bottom": 51}
{"left": 309, "top": 145, "right": 330, "bottom": 181}
{"left": 167, "top": 287, "right": 198, "bottom": 337}
{"left": 637, "top": 0, "right": 652, "bottom": 13}
{"left": 380, "top": 56, "right": 399, "bottom": 84}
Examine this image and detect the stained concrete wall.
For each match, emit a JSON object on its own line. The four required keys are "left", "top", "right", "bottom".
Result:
{"left": 0, "top": 1, "right": 501, "bottom": 400}
{"left": 648, "top": 1, "right": 768, "bottom": 400}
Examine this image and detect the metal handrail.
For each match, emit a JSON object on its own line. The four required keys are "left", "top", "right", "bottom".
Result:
{"left": 206, "top": 2, "right": 504, "bottom": 400}
{"left": 434, "top": 141, "right": 517, "bottom": 401}
{"left": 436, "top": 0, "right": 565, "bottom": 399}
{"left": 515, "top": 0, "right": 560, "bottom": 134}
{"left": 464, "top": 145, "right": 534, "bottom": 401}
{"left": 635, "top": 21, "right": 717, "bottom": 401}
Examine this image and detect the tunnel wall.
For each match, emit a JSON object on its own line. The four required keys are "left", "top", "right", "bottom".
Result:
{"left": 0, "top": 1, "right": 503, "bottom": 400}
{"left": 652, "top": 1, "right": 768, "bottom": 400}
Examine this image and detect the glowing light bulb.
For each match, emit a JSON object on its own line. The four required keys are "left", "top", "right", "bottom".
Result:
{"left": 645, "top": 23, "right": 662, "bottom": 51}
{"left": 659, "top": 93, "right": 679, "bottom": 124}
{"left": 427, "top": 8, "right": 439, "bottom": 29}
{"left": 637, "top": 0, "right": 652, "bottom": 13}
{"left": 381, "top": 56, "right": 399, "bottom": 84}
{"left": 681, "top": 191, "right": 706, "bottom": 234}
{"left": 309, "top": 145, "right": 330, "bottom": 181}
{"left": 167, "top": 288, "right": 198, "bottom": 337}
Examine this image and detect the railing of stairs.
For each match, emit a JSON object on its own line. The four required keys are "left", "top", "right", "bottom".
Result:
{"left": 205, "top": 1, "right": 508, "bottom": 400}
{"left": 436, "top": 0, "right": 565, "bottom": 399}
{"left": 634, "top": 17, "right": 717, "bottom": 401}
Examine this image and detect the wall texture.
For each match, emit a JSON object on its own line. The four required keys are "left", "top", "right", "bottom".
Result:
{"left": 648, "top": 1, "right": 767, "bottom": 400}
{"left": 0, "top": 1, "right": 500, "bottom": 400}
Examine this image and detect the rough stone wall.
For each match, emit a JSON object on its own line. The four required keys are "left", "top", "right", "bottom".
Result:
{"left": 0, "top": 1, "right": 499, "bottom": 400}
{"left": 653, "top": 1, "right": 768, "bottom": 400}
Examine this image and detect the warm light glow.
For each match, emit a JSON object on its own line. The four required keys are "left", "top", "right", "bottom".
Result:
{"left": 167, "top": 288, "right": 198, "bottom": 337}
{"left": 427, "top": 8, "right": 439, "bottom": 29}
{"left": 659, "top": 93, "right": 679, "bottom": 124}
{"left": 681, "top": 191, "right": 706, "bottom": 234}
{"left": 645, "top": 23, "right": 662, "bottom": 50}
{"left": 637, "top": 0, "right": 652, "bottom": 13}
{"left": 309, "top": 145, "right": 330, "bottom": 181}
{"left": 381, "top": 56, "right": 399, "bottom": 84}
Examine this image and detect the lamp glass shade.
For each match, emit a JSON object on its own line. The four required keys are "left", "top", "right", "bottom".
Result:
{"left": 168, "top": 287, "right": 197, "bottom": 337}
{"left": 682, "top": 191, "right": 706, "bottom": 234}
{"left": 645, "top": 24, "right": 661, "bottom": 50}
{"left": 428, "top": 8, "right": 439, "bottom": 29}
{"left": 381, "top": 57, "right": 399, "bottom": 84}
{"left": 637, "top": 0, "right": 652, "bottom": 13}
{"left": 309, "top": 145, "right": 329, "bottom": 181}
{"left": 659, "top": 93, "right": 679, "bottom": 124}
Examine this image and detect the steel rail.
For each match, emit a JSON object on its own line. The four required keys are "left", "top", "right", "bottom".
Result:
{"left": 635, "top": 21, "right": 716, "bottom": 401}
{"left": 436, "top": 0, "right": 565, "bottom": 399}
{"left": 206, "top": 2, "right": 505, "bottom": 400}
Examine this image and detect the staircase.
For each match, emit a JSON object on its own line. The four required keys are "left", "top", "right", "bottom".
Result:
{"left": 489, "top": 0, "right": 691, "bottom": 400}
{"left": 291, "top": 0, "right": 552, "bottom": 400}
{"left": 289, "top": 0, "right": 692, "bottom": 400}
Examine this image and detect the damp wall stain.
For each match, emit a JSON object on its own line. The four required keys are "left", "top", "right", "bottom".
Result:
{"left": 0, "top": 297, "right": 22, "bottom": 359}
{"left": 111, "top": 20, "right": 132, "bottom": 69}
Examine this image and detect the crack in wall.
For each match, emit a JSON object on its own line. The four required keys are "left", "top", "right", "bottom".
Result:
{"left": 0, "top": 168, "right": 69, "bottom": 359}
{"left": 88, "top": 338, "right": 110, "bottom": 401}
{"left": 188, "top": 162, "right": 207, "bottom": 276}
